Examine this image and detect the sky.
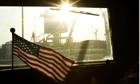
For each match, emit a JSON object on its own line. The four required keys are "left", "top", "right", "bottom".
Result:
{"left": 0, "top": 6, "right": 108, "bottom": 46}
{"left": 0, "top": 7, "right": 44, "bottom": 45}
{"left": 0, "top": 7, "right": 22, "bottom": 45}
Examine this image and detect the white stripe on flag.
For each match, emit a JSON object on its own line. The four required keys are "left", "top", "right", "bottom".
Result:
{"left": 13, "top": 46, "right": 65, "bottom": 81}
{"left": 39, "top": 52, "right": 70, "bottom": 72}
{"left": 38, "top": 56, "right": 67, "bottom": 75}
{"left": 14, "top": 51, "right": 56, "bottom": 80}
{"left": 39, "top": 47, "right": 72, "bottom": 66}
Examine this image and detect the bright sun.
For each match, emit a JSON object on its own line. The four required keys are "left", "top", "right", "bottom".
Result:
{"left": 60, "top": 3, "right": 71, "bottom": 11}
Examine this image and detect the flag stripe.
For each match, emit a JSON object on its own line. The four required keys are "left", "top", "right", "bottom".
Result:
{"left": 39, "top": 53, "right": 69, "bottom": 72}
{"left": 38, "top": 56, "right": 67, "bottom": 75}
{"left": 13, "top": 52, "right": 57, "bottom": 81}
{"left": 13, "top": 46, "right": 65, "bottom": 80}
{"left": 14, "top": 52, "right": 56, "bottom": 80}
{"left": 39, "top": 49, "right": 72, "bottom": 68}
{"left": 13, "top": 46, "right": 65, "bottom": 81}
{"left": 14, "top": 46, "right": 68, "bottom": 76}
{"left": 13, "top": 50, "right": 63, "bottom": 81}
{"left": 13, "top": 49, "right": 64, "bottom": 81}
{"left": 40, "top": 47, "right": 73, "bottom": 65}
{"left": 13, "top": 33, "right": 74, "bottom": 82}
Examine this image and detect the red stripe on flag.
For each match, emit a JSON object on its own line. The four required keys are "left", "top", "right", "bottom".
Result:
{"left": 14, "top": 52, "right": 56, "bottom": 81}
{"left": 39, "top": 53, "right": 68, "bottom": 73}
{"left": 13, "top": 46, "right": 65, "bottom": 81}
{"left": 39, "top": 51, "right": 70, "bottom": 70}
{"left": 13, "top": 50, "right": 61, "bottom": 81}
{"left": 13, "top": 33, "right": 74, "bottom": 82}
{"left": 38, "top": 56, "right": 67, "bottom": 75}
{"left": 14, "top": 48, "right": 64, "bottom": 81}
{"left": 40, "top": 47, "right": 73, "bottom": 67}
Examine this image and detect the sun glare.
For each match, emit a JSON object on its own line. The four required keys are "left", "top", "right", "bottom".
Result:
{"left": 60, "top": 3, "right": 71, "bottom": 11}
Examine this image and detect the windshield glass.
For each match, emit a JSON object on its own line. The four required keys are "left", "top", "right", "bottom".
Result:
{"left": 0, "top": 6, "right": 113, "bottom": 69}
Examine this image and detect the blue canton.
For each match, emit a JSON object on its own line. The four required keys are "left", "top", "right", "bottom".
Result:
{"left": 14, "top": 34, "right": 39, "bottom": 57}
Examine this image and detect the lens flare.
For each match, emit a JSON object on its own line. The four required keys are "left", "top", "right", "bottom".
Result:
{"left": 61, "top": 3, "right": 71, "bottom": 11}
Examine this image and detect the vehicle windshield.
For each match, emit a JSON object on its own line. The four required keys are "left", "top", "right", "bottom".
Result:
{"left": 0, "top": 6, "right": 113, "bottom": 69}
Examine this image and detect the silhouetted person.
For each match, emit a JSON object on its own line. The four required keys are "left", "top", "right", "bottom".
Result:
{"left": 117, "top": 62, "right": 139, "bottom": 84}
{"left": 31, "top": 32, "right": 35, "bottom": 42}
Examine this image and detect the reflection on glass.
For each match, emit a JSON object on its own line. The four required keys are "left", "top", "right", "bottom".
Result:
{"left": 0, "top": 7, "right": 113, "bottom": 69}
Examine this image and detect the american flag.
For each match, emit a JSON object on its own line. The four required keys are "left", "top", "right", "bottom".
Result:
{"left": 13, "top": 33, "right": 74, "bottom": 82}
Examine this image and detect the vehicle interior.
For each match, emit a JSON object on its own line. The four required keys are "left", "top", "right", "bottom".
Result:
{"left": 0, "top": 0, "right": 139, "bottom": 84}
